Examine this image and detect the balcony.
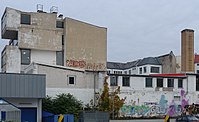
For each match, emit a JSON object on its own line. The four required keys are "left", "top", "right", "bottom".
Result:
{"left": 1, "top": 7, "right": 19, "bottom": 40}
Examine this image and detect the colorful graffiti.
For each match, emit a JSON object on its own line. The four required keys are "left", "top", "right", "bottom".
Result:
{"left": 120, "top": 89, "right": 189, "bottom": 117}
{"left": 66, "top": 60, "right": 106, "bottom": 70}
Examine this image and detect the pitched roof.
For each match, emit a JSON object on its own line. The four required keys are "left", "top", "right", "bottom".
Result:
{"left": 137, "top": 57, "right": 161, "bottom": 66}
{"left": 107, "top": 57, "right": 161, "bottom": 70}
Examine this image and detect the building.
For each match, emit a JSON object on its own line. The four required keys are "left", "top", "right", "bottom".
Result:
{"left": 107, "top": 72, "right": 199, "bottom": 117}
{"left": 181, "top": 29, "right": 195, "bottom": 73}
{"left": 1, "top": 6, "right": 107, "bottom": 108}
{"left": 107, "top": 51, "right": 199, "bottom": 117}
{"left": 107, "top": 51, "right": 176, "bottom": 76}
{"left": 1, "top": 7, "right": 107, "bottom": 73}
{"left": 0, "top": 73, "right": 46, "bottom": 122}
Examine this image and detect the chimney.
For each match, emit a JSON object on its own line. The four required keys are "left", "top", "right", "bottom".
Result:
{"left": 181, "top": 29, "right": 194, "bottom": 73}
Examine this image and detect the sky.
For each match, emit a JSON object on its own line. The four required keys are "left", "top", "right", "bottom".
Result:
{"left": 0, "top": 0, "right": 199, "bottom": 62}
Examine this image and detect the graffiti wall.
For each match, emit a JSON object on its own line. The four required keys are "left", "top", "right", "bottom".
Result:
{"left": 120, "top": 89, "right": 189, "bottom": 117}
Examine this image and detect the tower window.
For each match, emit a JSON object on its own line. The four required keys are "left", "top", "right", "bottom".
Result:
{"left": 21, "top": 14, "right": 31, "bottom": 25}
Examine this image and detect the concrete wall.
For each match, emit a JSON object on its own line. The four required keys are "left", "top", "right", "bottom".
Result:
{"left": 31, "top": 49, "right": 56, "bottom": 65}
{"left": 18, "top": 27, "right": 63, "bottom": 51}
{"left": 65, "top": 18, "right": 107, "bottom": 71}
{"left": 47, "top": 88, "right": 95, "bottom": 105}
{"left": 2, "top": 46, "right": 20, "bottom": 73}
{"left": 158, "top": 52, "right": 176, "bottom": 73}
{"left": 36, "top": 64, "right": 105, "bottom": 89}
{"left": 3, "top": 7, "right": 20, "bottom": 30}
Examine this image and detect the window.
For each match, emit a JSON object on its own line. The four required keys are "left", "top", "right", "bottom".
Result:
{"left": 62, "top": 35, "right": 64, "bottom": 45}
{"left": 124, "top": 71, "right": 127, "bottom": 74}
{"left": 167, "top": 79, "right": 174, "bottom": 87}
{"left": 21, "top": 49, "right": 30, "bottom": 65}
{"left": 129, "top": 70, "right": 131, "bottom": 74}
{"left": 56, "top": 51, "right": 64, "bottom": 66}
{"left": 56, "top": 21, "right": 64, "bottom": 28}
{"left": 197, "top": 70, "right": 199, "bottom": 74}
{"left": 145, "top": 78, "right": 153, "bottom": 87}
{"left": 157, "top": 78, "right": 163, "bottom": 87}
{"left": 21, "top": 14, "right": 31, "bottom": 25}
{"left": 139, "top": 68, "right": 142, "bottom": 74}
{"left": 151, "top": 67, "right": 160, "bottom": 73}
{"left": 144, "top": 67, "right": 147, "bottom": 73}
{"left": 122, "top": 77, "right": 130, "bottom": 87}
{"left": 178, "top": 79, "right": 183, "bottom": 88}
{"left": 68, "top": 75, "right": 75, "bottom": 85}
{"left": 110, "top": 76, "right": 118, "bottom": 86}
{"left": 196, "top": 77, "right": 199, "bottom": 91}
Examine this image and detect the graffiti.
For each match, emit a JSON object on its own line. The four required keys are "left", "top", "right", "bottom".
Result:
{"left": 66, "top": 60, "right": 86, "bottom": 68}
{"left": 66, "top": 60, "right": 106, "bottom": 70}
{"left": 120, "top": 89, "right": 189, "bottom": 117}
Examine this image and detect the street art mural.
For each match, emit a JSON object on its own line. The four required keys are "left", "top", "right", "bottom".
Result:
{"left": 120, "top": 89, "right": 189, "bottom": 117}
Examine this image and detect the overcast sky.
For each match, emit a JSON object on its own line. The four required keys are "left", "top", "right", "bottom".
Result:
{"left": 0, "top": 0, "right": 199, "bottom": 62}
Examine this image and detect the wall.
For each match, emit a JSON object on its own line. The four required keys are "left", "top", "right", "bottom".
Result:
{"left": 31, "top": 49, "right": 56, "bottom": 65}
{"left": 108, "top": 75, "right": 199, "bottom": 117}
{"left": 18, "top": 27, "right": 63, "bottom": 51}
{"left": 36, "top": 64, "right": 105, "bottom": 89}
{"left": 158, "top": 52, "right": 176, "bottom": 74}
{"left": 4, "top": 7, "right": 20, "bottom": 30}
{"left": 46, "top": 88, "right": 95, "bottom": 105}
{"left": 3, "top": 45, "right": 20, "bottom": 73}
{"left": 65, "top": 18, "right": 107, "bottom": 71}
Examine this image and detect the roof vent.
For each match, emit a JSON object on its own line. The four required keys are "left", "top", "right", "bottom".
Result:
{"left": 50, "top": 6, "right": 58, "bottom": 14}
{"left": 37, "top": 4, "right": 43, "bottom": 12}
{"left": 58, "top": 14, "right": 63, "bottom": 19}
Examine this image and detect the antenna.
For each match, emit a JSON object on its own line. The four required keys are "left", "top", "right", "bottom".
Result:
{"left": 50, "top": 6, "right": 58, "bottom": 14}
{"left": 37, "top": 4, "right": 43, "bottom": 12}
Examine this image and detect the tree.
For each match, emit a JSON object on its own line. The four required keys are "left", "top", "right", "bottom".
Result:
{"left": 98, "top": 76, "right": 126, "bottom": 118}
{"left": 42, "top": 93, "right": 83, "bottom": 115}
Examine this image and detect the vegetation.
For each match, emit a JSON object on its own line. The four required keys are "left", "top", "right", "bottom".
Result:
{"left": 42, "top": 93, "right": 83, "bottom": 115}
{"left": 98, "top": 76, "right": 126, "bottom": 118}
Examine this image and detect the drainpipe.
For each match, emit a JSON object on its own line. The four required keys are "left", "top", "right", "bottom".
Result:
{"left": 186, "top": 74, "right": 188, "bottom": 95}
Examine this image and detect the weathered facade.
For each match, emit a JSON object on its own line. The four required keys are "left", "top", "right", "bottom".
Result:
{"left": 1, "top": 7, "right": 107, "bottom": 73}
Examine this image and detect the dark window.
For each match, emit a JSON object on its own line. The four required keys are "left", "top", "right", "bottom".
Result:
{"left": 56, "top": 21, "right": 64, "bottom": 28}
{"left": 68, "top": 76, "right": 75, "bottom": 85}
{"left": 197, "top": 70, "right": 199, "bottom": 74}
{"left": 110, "top": 76, "right": 118, "bottom": 86}
{"left": 56, "top": 51, "right": 64, "bottom": 66}
{"left": 145, "top": 78, "right": 153, "bottom": 87}
{"left": 62, "top": 35, "right": 64, "bottom": 45}
{"left": 196, "top": 77, "right": 199, "bottom": 91}
{"left": 178, "top": 79, "right": 183, "bottom": 88}
{"left": 157, "top": 78, "right": 163, "bottom": 87}
{"left": 151, "top": 67, "right": 160, "bottom": 73}
{"left": 144, "top": 67, "right": 147, "bottom": 73}
{"left": 128, "top": 70, "right": 131, "bottom": 74}
{"left": 167, "top": 79, "right": 174, "bottom": 87}
{"left": 122, "top": 77, "right": 130, "bottom": 87}
{"left": 21, "top": 49, "right": 30, "bottom": 65}
{"left": 139, "top": 68, "right": 142, "bottom": 74}
{"left": 21, "top": 14, "right": 31, "bottom": 25}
